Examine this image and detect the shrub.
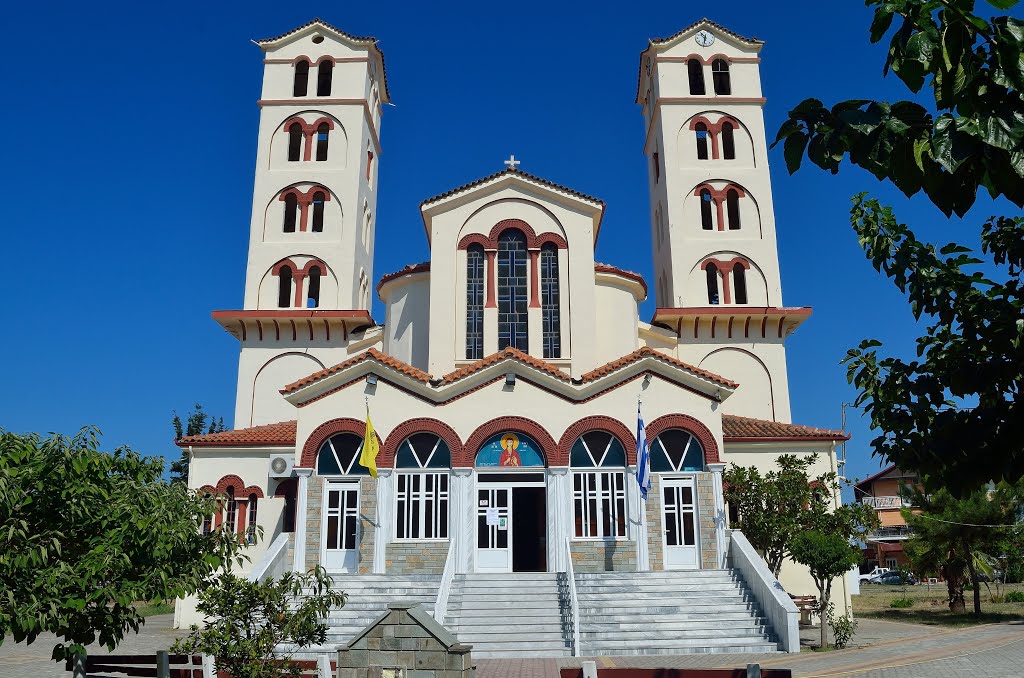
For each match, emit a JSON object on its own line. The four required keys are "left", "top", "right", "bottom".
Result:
{"left": 1005, "top": 590, "right": 1024, "bottom": 603}
{"left": 890, "top": 597, "right": 914, "bottom": 609}
{"left": 826, "top": 605, "right": 858, "bottom": 649}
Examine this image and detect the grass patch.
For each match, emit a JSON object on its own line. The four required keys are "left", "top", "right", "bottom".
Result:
{"left": 137, "top": 602, "right": 175, "bottom": 617}
{"left": 854, "top": 582, "right": 1024, "bottom": 627}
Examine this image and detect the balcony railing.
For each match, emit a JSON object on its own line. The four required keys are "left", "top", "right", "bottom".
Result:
{"left": 862, "top": 496, "right": 911, "bottom": 509}
{"left": 868, "top": 525, "right": 914, "bottom": 541}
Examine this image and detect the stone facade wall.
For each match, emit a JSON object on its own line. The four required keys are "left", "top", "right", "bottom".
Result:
{"left": 387, "top": 541, "right": 449, "bottom": 574}
{"left": 305, "top": 475, "right": 323, "bottom": 571}
{"left": 645, "top": 475, "right": 665, "bottom": 571}
{"left": 570, "top": 540, "right": 637, "bottom": 572}
{"left": 644, "top": 472, "right": 718, "bottom": 570}
{"left": 304, "top": 475, "right": 379, "bottom": 574}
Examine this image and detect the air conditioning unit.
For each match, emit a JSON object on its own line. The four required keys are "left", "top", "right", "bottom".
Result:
{"left": 269, "top": 454, "right": 294, "bottom": 478}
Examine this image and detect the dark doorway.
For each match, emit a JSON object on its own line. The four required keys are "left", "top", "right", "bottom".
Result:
{"left": 512, "top": 486, "right": 546, "bottom": 572}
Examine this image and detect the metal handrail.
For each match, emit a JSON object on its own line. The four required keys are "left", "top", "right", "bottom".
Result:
{"left": 564, "top": 537, "right": 581, "bottom": 657}
{"left": 433, "top": 538, "right": 457, "bottom": 623}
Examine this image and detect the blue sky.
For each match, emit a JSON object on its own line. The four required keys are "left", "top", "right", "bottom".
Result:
{"left": 1, "top": 1, "right": 1011, "bottom": 493}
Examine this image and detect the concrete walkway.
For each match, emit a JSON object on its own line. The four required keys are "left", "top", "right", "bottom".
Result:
{"left": 3, "top": 616, "right": 1022, "bottom": 678}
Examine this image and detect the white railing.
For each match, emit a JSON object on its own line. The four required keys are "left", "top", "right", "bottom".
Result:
{"left": 564, "top": 537, "right": 581, "bottom": 657}
{"left": 861, "top": 496, "right": 908, "bottom": 509}
{"left": 247, "top": 532, "right": 291, "bottom": 582}
{"left": 728, "top": 531, "right": 800, "bottom": 653}
{"left": 433, "top": 539, "right": 457, "bottom": 624}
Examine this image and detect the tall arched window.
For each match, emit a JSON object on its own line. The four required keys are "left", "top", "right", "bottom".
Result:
{"left": 293, "top": 60, "right": 309, "bottom": 97}
{"left": 700, "top": 189, "right": 714, "bottom": 230}
{"left": 733, "top": 264, "right": 748, "bottom": 304}
{"left": 540, "top": 244, "right": 561, "bottom": 359}
{"left": 726, "top": 189, "right": 741, "bottom": 230}
{"left": 706, "top": 264, "right": 720, "bottom": 305}
{"left": 571, "top": 431, "right": 627, "bottom": 538}
{"left": 695, "top": 123, "right": 710, "bottom": 160}
{"left": 395, "top": 433, "right": 451, "bottom": 540}
{"left": 224, "top": 487, "right": 237, "bottom": 534}
{"left": 712, "top": 59, "right": 731, "bottom": 95}
{"left": 306, "top": 266, "right": 322, "bottom": 308}
{"left": 721, "top": 122, "right": 736, "bottom": 160}
{"left": 315, "top": 123, "right": 329, "bottom": 161}
{"left": 311, "top": 191, "right": 326, "bottom": 232}
{"left": 288, "top": 123, "right": 303, "bottom": 162}
{"left": 316, "top": 432, "right": 370, "bottom": 475}
{"left": 317, "top": 61, "right": 333, "bottom": 96}
{"left": 497, "top": 229, "right": 528, "bottom": 351}
{"left": 650, "top": 429, "right": 705, "bottom": 472}
{"left": 687, "top": 59, "right": 706, "bottom": 95}
{"left": 246, "top": 494, "right": 258, "bottom": 544}
{"left": 283, "top": 193, "right": 298, "bottom": 233}
{"left": 277, "top": 267, "right": 293, "bottom": 308}
{"left": 466, "top": 245, "right": 485, "bottom": 360}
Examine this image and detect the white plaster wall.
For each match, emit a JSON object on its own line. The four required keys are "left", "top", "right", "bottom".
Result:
{"left": 234, "top": 342, "right": 344, "bottom": 429}
{"left": 683, "top": 252, "right": 770, "bottom": 307}
{"left": 260, "top": 184, "right": 344, "bottom": 245}
{"left": 256, "top": 255, "right": 340, "bottom": 310}
{"left": 593, "top": 275, "right": 641, "bottom": 366}
{"left": 676, "top": 111, "right": 757, "bottom": 169}
{"left": 677, "top": 339, "right": 792, "bottom": 423}
{"left": 698, "top": 347, "right": 775, "bottom": 421}
{"left": 381, "top": 273, "right": 431, "bottom": 371}
{"left": 267, "top": 111, "right": 348, "bottom": 171}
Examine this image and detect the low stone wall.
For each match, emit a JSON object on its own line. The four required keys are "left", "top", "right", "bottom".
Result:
{"left": 387, "top": 541, "right": 449, "bottom": 574}
{"left": 570, "top": 540, "right": 637, "bottom": 572}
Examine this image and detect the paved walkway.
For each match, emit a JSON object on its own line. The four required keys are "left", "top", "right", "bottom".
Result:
{"left": 2, "top": 616, "right": 1022, "bottom": 677}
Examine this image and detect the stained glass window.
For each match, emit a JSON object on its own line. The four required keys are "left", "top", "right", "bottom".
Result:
{"left": 466, "top": 245, "right": 484, "bottom": 359}
{"left": 650, "top": 429, "right": 705, "bottom": 472}
{"left": 540, "top": 244, "right": 561, "bottom": 358}
{"left": 497, "top": 229, "right": 528, "bottom": 351}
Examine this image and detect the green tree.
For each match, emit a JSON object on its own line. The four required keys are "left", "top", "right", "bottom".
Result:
{"left": 724, "top": 454, "right": 877, "bottom": 577}
{"left": 790, "top": 531, "right": 863, "bottom": 649}
{"left": 170, "top": 404, "right": 226, "bottom": 484}
{"left": 0, "top": 427, "right": 244, "bottom": 663}
{"left": 172, "top": 567, "right": 347, "bottom": 678}
{"left": 902, "top": 481, "right": 1024, "bottom": 614}
{"left": 773, "top": 0, "right": 1024, "bottom": 494}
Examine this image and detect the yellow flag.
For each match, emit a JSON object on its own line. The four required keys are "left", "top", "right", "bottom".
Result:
{"left": 360, "top": 406, "right": 379, "bottom": 478}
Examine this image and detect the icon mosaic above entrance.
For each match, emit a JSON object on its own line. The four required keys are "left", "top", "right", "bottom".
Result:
{"left": 475, "top": 432, "right": 544, "bottom": 467}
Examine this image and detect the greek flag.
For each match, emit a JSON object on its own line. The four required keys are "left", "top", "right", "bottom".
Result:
{"left": 636, "top": 403, "right": 651, "bottom": 500}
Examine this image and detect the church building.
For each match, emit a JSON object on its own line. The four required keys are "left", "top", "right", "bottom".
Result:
{"left": 175, "top": 18, "right": 851, "bottom": 656}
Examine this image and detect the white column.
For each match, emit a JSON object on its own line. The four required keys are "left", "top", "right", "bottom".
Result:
{"left": 292, "top": 468, "right": 312, "bottom": 572}
{"left": 630, "top": 467, "right": 651, "bottom": 571}
{"left": 373, "top": 470, "right": 394, "bottom": 574}
{"left": 547, "top": 467, "right": 570, "bottom": 572}
{"left": 708, "top": 463, "right": 728, "bottom": 569}
{"left": 451, "top": 468, "right": 474, "bottom": 573}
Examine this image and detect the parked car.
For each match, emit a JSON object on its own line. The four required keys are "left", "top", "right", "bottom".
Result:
{"left": 870, "top": 571, "right": 917, "bottom": 585}
{"left": 859, "top": 566, "right": 891, "bottom": 583}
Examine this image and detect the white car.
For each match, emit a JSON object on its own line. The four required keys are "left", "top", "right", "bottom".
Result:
{"left": 859, "top": 566, "right": 891, "bottom": 583}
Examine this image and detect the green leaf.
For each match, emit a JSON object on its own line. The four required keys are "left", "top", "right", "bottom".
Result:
{"left": 985, "top": 0, "right": 1020, "bottom": 10}
{"left": 784, "top": 132, "right": 809, "bottom": 174}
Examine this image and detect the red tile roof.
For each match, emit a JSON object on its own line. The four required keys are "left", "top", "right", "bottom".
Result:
{"left": 281, "top": 348, "right": 431, "bottom": 394}
{"left": 722, "top": 414, "right": 849, "bottom": 441}
{"left": 595, "top": 263, "right": 648, "bottom": 296}
{"left": 178, "top": 420, "right": 297, "bottom": 448}
{"left": 420, "top": 168, "right": 605, "bottom": 209}
{"left": 581, "top": 346, "right": 738, "bottom": 389}
{"left": 440, "top": 347, "right": 572, "bottom": 384}
{"left": 376, "top": 262, "right": 430, "bottom": 294}
{"left": 650, "top": 18, "right": 763, "bottom": 46}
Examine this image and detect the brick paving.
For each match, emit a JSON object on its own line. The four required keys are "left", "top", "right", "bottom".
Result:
{"left": 2, "top": 616, "right": 1022, "bottom": 678}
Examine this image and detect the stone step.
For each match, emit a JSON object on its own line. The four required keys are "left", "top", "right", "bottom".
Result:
{"left": 452, "top": 600, "right": 567, "bottom": 611}
{"left": 455, "top": 629, "right": 567, "bottom": 641}
{"left": 448, "top": 592, "right": 562, "bottom": 603}
{"left": 580, "top": 617, "right": 769, "bottom": 630}
{"left": 576, "top": 586, "right": 747, "bottom": 598}
{"left": 581, "top": 643, "right": 780, "bottom": 656}
{"left": 581, "top": 627, "right": 771, "bottom": 641}
{"left": 574, "top": 570, "right": 735, "bottom": 580}
{"left": 446, "top": 623, "right": 567, "bottom": 635}
{"left": 473, "top": 649, "right": 573, "bottom": 658}
{"left": 584, "top": 635, "right": 779, "bottom": 650}
{"left": 579, "top": 601, "right": 760, "bottom": 615}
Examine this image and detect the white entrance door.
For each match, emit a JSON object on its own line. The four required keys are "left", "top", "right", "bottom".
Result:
{"left": 323, "top": 481, "right": 360, "bottom": 572}
{"left": 662, "top": 477, "right": 699, "bottom": 570}
{"left": 476, "top": 486, "right": 512, "bottom": 572}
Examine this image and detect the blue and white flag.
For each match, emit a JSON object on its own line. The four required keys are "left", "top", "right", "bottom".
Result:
{"left": 636, "top": 402, "right": 651, "bottom": 500}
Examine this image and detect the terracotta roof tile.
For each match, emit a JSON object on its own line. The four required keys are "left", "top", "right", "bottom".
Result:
{"left": 281, "top": 348, "right": 431, "bottom": 394}
{"left": 722, "top": 414, "right": 849, "bottom": 441}
{"left": 581, "top": 346, "right": 737, "bottom": 389}
{"left": 420, "top": 168, "right": 605, "bottom": 209}
{"left": 376, "top": 262, "right": 430, "bottom": 294}
{"left": 650, "top": 18, "right": 763, "bottom": 46}
{"left": 594, "top": 263, "right": 648, "bottom": 296}
{"left": 440, "top": 347, "right": 571, "bottom": 385}
{"left": 178, "top": 420, "right": 297, "bottom": 447}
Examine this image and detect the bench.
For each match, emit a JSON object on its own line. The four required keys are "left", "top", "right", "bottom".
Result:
{"left": 790, "top": 595, "right": 818, "bottom": 626}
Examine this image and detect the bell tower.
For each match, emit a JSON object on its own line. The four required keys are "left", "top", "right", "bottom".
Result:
{"left": 215, "top": 19, "right": 389, "bottom": 428}
{"left": 639, "top": 19, "right": 808, "bottom": 423}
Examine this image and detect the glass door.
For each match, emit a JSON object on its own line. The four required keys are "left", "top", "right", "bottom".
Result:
{"left": 322, "top": 481, "right": 360, "bottom": 572}
{"left": 661, "top": 476, "right": 699, "bottom": 569}
{"left": 476, "top": 486, "right": 511, "bottom": 572}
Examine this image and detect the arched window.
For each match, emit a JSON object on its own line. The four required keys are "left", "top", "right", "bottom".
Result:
{"left": 650, "top": 429, "right": 705, "bottom": 472}
{"left": 306, "top": 266, "right": 322, "bottom": 308}
{"left": 293, "top": 60, "right": 309, "bottom": 97}
{"left": 246, "top": 494, "right": 258, "bottom": 544}
{"left": 497, "top": 229, "right": 528, "bottom": 351}
{"left": 466, "top": 245, "right": 484, "bottom": 360}
{"left": 706, "top": 264, "right": 720, "bottom": 305}
{"left": 283, "top": 193, "right": 298, "bottom": 233}
{"left": 201, "top": 493, "right": 214, "bottom": 535}
{"left": 540, "top": 243, "right": 561, "bottom": 359}
{"left": 277, "top": 266, "right": 293, "bottom": 308}
{"left": 695, "top": 123, "right": 710, "bottom": 160}
{"left": 571, "top": 431, "right": 627, "bottom": 538}
{"left": 317, "top": 432, "right": 370, "bottom": 475}
{"left": 311, "top": 191, "right": 326, "bottom": 233}
{"left": 288, "top": 123, "right": 303, "bottom": 162}
{"left": 726, "top": 189, "right": 741, "bottom": 230}
{"left": 395, "top": 433, "right": 451, "bottom": 540}
{"left": 733, "top": 264, "right": 748, "bottom": 304}
{"left": 315, "top": 123, "right": 329, "bottom": 161}
{"left": 316, "top": 61, "right": 333, "bottom": 96}
{"left": 721, "top": 122, "right": 736, "bottom": 160}
{"left": 700, "top": 189, "right": 714, "bottom": 230}
{"left": 224, "top": 486, "right": 237, "bottom": 534}
{"left": 687, "top": 58, "right": 706, "bottom": 95}
{"left": 712, "top": 59, "right": 731, "bottom": 95}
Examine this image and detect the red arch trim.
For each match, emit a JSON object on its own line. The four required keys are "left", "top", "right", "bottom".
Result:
{"left": 644, "top": 413, "right": 720, "bottom": 465}
{"left": 556, "top": 415, "right": 638, "bottom": 466}
{"left": 380, "top": 418, "right": 464, "bottom": 469}
{"left": 298, "top": 417, "right": 382, "bottom": 469}
{"left": 298, "top": 258, "right": 328, "bottom": 277}
{"left": 457, "top": 233, "right": 492, "bottom": 250}
{"left": 279, "top": 186, "right": 333, "bottom": 203}
{"left": 683, "top": 53, "right": 734, "bottom": 65}
{"left": 459, "top": 416, "right": 557, "bottom": 468}
{"left": 282, "top": 116, "right": 336, "bottom": 135}
{"left": 458, "top": 220, "right": 568, "bottom": 250}
{"left": 272, "top": 258, "right": 299, "bottom": 275}
{"left": 692, "top": 183, "right": 746, "bottom": 200}
{"left": 202, "top": 474, "right": 265, "bottom": 498}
